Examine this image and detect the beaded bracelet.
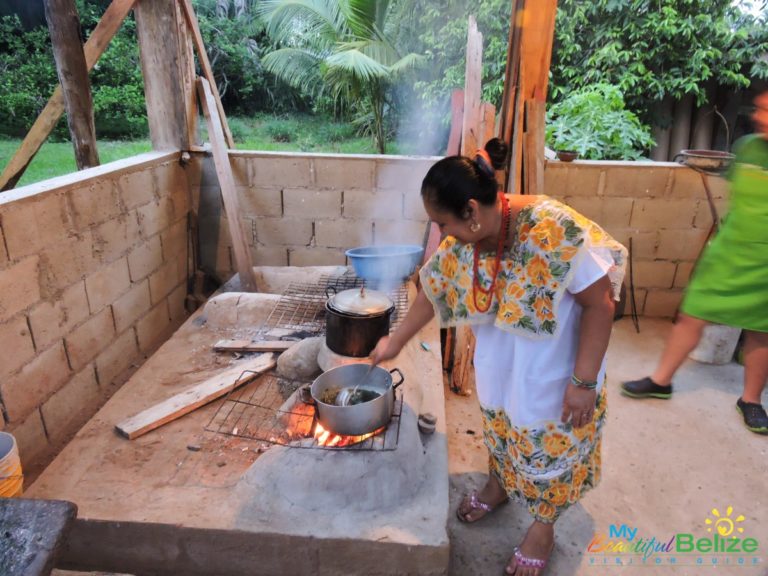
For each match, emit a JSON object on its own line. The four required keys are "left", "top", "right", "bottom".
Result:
{"left": 571, "top": 374, "right": 598, "bottom": 390}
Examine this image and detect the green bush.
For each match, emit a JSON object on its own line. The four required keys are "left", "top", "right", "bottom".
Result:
{"left": 546, "top": 84, "right": 656, "bottom": 160}
{"left": 262, "top": 116, "right": 298, "bottom": 143}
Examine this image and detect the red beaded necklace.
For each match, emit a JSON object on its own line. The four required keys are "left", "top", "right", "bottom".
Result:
{"left": 472, "top": 193, "right": 511, "bottom": 313}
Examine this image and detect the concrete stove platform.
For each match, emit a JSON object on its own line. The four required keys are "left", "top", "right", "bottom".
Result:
{"left": 28, "top": 268, "right": 449, "bottom": 576}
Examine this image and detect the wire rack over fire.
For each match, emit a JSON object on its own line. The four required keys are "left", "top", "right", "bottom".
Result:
{"left": 205, "top": 371, "right": 402, "bottom": 450}
{"left": 255, "top": 270, "right": 410, "bottom": 340}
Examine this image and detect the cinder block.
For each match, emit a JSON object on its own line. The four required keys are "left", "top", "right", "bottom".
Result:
{"left": 543, "top": 164, "right": 570, "bottom": 198}
{"left": 0, "top": 316, "right": 36, "bottom": 379}
{"left": 215, "top": 244, "right": 234, "bottom": 278}
{"left": 64, "top": 307, "right": 115, "bottom": 372}
{"left": 92, "top": 212, "right": 141, "bottom": 264}
{"left": 170, "top": 177, "right": 191, "bottom": 221}
{"left": 0, "top": 226, "right": 8, "bottom": 266}
{"left": 136, "top": 300, "right": 171, "bottom": 353}
{"left": 564, "top": 197, "right": 602, "bottom": 224}
{"left": 0, "top": 256, "right": 41, "bottom": 321}
{"left": 630, "top": 199, "right": 698, "bottom": 229}
{"left": 85, "top": 257, "right": 131, "bottom": 313}
{"left": 703, "top": 174, "right": 729, "bottom": 200}
{"left": 137, "top": 197, "right": 175, "bottom": 238}
{"left": 38, "top": 232, "right": 98, "bottom": 296}
{"left": 403, "top": 190, "right": 426, "bottom": 220}
{"left": 95, "top": 328, "right": 140, "bottom": 387}
{"left": 127, "top": 236, "right": 163, "bottom": 282}
{"left": 632, "top": 260, "right": 677, "bottom": 289}
{"left": 560, "top": 165, "right": 604, "bottom": 197}
{"left": 656, "top": 229, "right": 709, "bottom": 261}
{"left": 251, "top": 245, "right": 289, "bottom": 266}
{"left": 229, "top": 156, "right": 252, "bottom": 188}
{"left": 67, "top": 179, "right": 122, "bottom": 230}
{"left": 112, "top": 280, "right": 151, "bottom": 333}
{"left": 168, "top": 283, "right": 188, "bottom": 323}
{"left": 12, "top": 410, "right": 49, "bottom": 466}
{"left": 118, "top": 169, "right": 156, "bottom": 209}
{"left": 252, "top": 157, "right": 312, "bottom": 187}
{"left": 604, "top": 166, "right": 671, "bottom": 198}
{"left": 673, "top": 262, "right": 696, "bottom": 288}
{"left": 283, "top": 188, "right": 342, "bottom": 218}
{"left": 345, "top": 190, "right": 402, "bottom": 219}
{"left": 692, "top": 198, "right": 729, "bottom": 229}
{"left": 644, "top": 289, "right": 683, "bottom": 318}
{"left": 375, "top": 158, "right": 436, "bottom": 192}
{"left": 239, "top": 186, "right": 283, "bottom": 218}
{"left": 161, "top": 218, "right": 188, "bottom": 261}
{"left": 289, "top": 247, "right": 346, "bottom": 266}
{"left": 154, "top": 161, "right": 187, "bottom": 199}
{"left": 374, "top": 219, "right": 428, "bottom": 245}
{"left": 315, "top": 219, "right": 373, "bottom": 249}
{"left": 149, "top": 259, "right": 184, "bottom": 304}
{"left": 254, "top": 217, "right": 313, "bottom": 246}
{"left": 1, "top": 194, "right": 72, "bottom": 260}
{"left": 29, "top": 281, "right": 90, "bottom": 351}
{"left": 315, "top": 158, "right": 374, "bottom": 190}
{"left": 40, "top": 365, "right": 100, "bottom": 444}
{"left": 669, "top": 167, "right": 705, "bottom": 199}
{"left": 1, "top": 341, "right": 71, "bottom": 422}
{"left": 603, "top": 229, "right": 657, "bottom": 259}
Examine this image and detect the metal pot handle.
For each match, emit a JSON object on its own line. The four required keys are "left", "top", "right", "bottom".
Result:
{"left": 389, "top": 368, "right": 405, "bottom": 389}
{"left": 325, "top": 286, "right": 337, "bottom": 299}
{"left": 299, "top": 385, "right": 315, "bottom": 405}
{"left": 672, "top": 152, "right": 685, "bottom": 164}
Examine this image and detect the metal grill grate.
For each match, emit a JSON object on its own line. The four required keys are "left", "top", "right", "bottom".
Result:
{"left": 205, "top": 372, "right": 402, "bottom": 451}
{"left": 256, "top": 270, "right": 410, "bottom": 339}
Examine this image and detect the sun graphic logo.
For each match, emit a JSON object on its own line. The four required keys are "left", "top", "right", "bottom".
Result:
{"left": 705, "top": 506, "right": 746, "bottom": 537}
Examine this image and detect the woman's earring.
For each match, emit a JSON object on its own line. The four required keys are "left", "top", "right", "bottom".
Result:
{"left": 470, "top": 221, "right": 481, "bottom": 233}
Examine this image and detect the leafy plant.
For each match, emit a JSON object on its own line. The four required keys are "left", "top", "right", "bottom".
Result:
{"left": 545, "top": 84, "right": 655, "bottom": 160}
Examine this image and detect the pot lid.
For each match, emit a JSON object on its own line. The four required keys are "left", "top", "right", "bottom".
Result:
{"left": 328, "top": 288, "right": 394, "bottom": 315}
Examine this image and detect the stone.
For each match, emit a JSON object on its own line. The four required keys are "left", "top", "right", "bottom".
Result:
{"left": 276, "top": 337, "right": 323, "bottom": 380}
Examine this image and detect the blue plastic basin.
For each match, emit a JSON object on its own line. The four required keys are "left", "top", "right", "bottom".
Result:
{"left": 346, "top": 244, "right": 424, "bottom": 287}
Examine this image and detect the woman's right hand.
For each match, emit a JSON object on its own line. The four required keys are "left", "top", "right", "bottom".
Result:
{"left": 370, "top": 335, "right": 402, "bottom": 365}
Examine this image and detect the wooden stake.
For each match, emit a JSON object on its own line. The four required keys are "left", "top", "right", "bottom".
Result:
{"left": 44, "top": 0, "right": 100, "bottom": 170}
{"left": 178, "top": 0, "right": 235, "bottom": 148}
{"left": 0, "top": 0, "right": 135, "bottom": 191}
{"left": 115, "top": 353, "right": 276, "bottom": 440}
{"left": 460, "top": 15, "right": 483, "bottom": 157}
{"left": 197, "top": 77, "right": 257, "bottom": 291}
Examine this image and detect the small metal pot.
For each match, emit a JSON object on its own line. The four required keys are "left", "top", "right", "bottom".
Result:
{"left": 325, "top": 287, "right": 394, "bottom": 357}
{"left": 308, "top": 364, "right": 404, "bottom": 436}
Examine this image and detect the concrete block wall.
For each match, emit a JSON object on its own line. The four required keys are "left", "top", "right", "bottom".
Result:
{"left": 0, "top": 152, "right": 192, "bottom": 471}
{"left": 195, "top": 152, "right": 726, "bottom": 321}
{"left": 193, "top": 152, "right": 438, "bottom": 279}
{"left": 544, "top": 160, "right": 728, "bottom": 317}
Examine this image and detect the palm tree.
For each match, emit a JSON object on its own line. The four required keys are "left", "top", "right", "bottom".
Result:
{"left": 258, "top": 0, "right": 422, "bottom": 153}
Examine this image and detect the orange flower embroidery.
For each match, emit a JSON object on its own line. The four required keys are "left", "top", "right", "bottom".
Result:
{"left": 526, "top": 254, "right": 552, "bottom": 287}
{"left": 542, "top": 431, "right": 572, "bottom": 458}
{"left": 560, "top": 246, "right": 579, "bottom": 261}
{"left": 543, "top": 481, "right": 570, "bottom": 507}
{"left": 520, "top": 478, "right": 540, "bottom": 500}
{"left": 530, "top": 218, "right": 565, "bottom": 251}
{"left": 537, "top": 501, "right": 557, "bottom": 521}
{"left": 445, "top": 286, "right": 459, "bottom": 309}
{"left": 533, "top": 295, "right": 555, "bottom": 321}
{"left": 500, "top": 300, "right": 524, "bottom": 324}
{"left": 506, "top": 282, "right": 525, "bottom": 299}
{"left": 440, "top": 252, "right": 459, "bottom": 278}
{"left": 517, "top": 435, "right": 535, "bottom": 457}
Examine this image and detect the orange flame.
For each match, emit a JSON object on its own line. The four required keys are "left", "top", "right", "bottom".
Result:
{"left": 313, "top": 422, "right": 381, "bottom": 447}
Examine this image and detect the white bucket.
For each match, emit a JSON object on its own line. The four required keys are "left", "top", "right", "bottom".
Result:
{"left": 0, "top": 431, "right": 24, "bottom": 498}
{"left": 689, "top": 324, "right": 741, "bottom": 365}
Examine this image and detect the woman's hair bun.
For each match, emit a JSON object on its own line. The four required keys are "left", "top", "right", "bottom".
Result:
{"left": 484, "top": 137, "right": 509, "bottom": 170}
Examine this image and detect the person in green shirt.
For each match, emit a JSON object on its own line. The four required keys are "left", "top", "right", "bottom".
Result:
{"left": 622, "top": 89, "right": 768, "bottom": 435}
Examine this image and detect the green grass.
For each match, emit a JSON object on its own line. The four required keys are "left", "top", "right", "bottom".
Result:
{"left": 0, "top": 113, "right": 411, "bottom": 188}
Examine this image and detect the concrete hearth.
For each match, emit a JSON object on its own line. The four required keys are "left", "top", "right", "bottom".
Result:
{"left": 28, "top": 267, "right": 449, "bottom": 576}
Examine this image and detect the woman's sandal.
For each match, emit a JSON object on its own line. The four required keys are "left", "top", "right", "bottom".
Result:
{"left": 456, "top": 490, "right": 508, "bottom": 523}
{"left": 505, "top": 544, "right": 554, "bottom": 575}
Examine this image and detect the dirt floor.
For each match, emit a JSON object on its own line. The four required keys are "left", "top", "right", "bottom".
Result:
{"left": 51, "top": 317, "right": 768, "bottom": 576}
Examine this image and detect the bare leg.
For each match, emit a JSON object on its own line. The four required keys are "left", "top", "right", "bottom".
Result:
{"left": 742, "top": 330, "right": 768, "bottom": 404}
{"left": 456, "top": 473, "right": 508, "bottom": 522}
{"left": 506, "top": 520, "right": 555, "bottom": 575}
{"left": 651, "top": 314, "right": 708, "bottom": 386}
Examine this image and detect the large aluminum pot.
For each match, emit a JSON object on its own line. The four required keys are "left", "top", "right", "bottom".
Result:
{"left": 325, "top": 287, "right": 394, "bottom": 357}
{"left": 308, "top": 364, "right": 404, "bottom": 436}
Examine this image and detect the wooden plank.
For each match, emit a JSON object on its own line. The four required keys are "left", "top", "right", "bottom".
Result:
{"left": 214, "top": 339, "right": 295, "bottom": 353}
{"left": 44, "top": 0, "right": 100, "bottom": 170}
{"left": 460, "top": 15, "right": 483, "bottom": 157}
{"left": 479, "top": 102, "right": 497, "bottom": 145}
{"left": 134, "top": 0, "right": 190, "bottom": 150}
{"left": 197, "top": 77, "right": 258, "bottom": 291}
{"left": 115, "top": 353, "right": 276, "bottom": 439}
{"left": 445, "top": 89, "right": 464, "bottom": 155}
{"left": 178, "top": 0, "right": 234, "bottom": 148}
{"left": 523, "top": 99, "right": 545, "bottom": 195}
{"left": 175, "top": 0, "right": 200, "bottom": 149}
{"left": 0, "top": 0, "right": 135, "bottom": 191}
{"left": 498, "top": 0, "right": 525, "bottom": 145}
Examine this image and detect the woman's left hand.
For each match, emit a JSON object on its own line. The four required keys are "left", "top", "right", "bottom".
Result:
{"left": 561, "top": 384, "right": 597, "bottom": 429}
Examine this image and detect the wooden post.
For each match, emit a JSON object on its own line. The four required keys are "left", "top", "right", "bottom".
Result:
{"left": 134, "top": 0, "right": 192, "bottom": 150}
{"left": 44, "top": 0, "right": 100, "bottom": 170}
{"left": 460, "top": 15, "right": 483, "bottom": 157}
{"left": 0, "top": 0, "right": 135, "bottom": 191}
{"left": 197, "top": 78, "right": 257, "bottom": 292}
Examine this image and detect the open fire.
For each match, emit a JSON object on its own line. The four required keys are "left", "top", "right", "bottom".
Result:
{"left": 312, "top": 422, "right": 384, "bottom": 448}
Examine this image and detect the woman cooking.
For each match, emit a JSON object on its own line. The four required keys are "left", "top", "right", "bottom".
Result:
{"left": 372, "top": 140, "right": 626, "bottom": 575}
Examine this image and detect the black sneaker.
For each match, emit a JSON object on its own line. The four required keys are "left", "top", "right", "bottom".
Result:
{"left": 736, "top": 398, "right": 768, "bottom": 434}
{"left": 620, "top": 377, "right": 673, "bottom": 399}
